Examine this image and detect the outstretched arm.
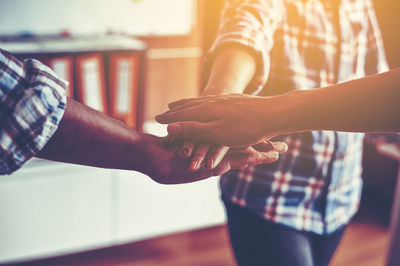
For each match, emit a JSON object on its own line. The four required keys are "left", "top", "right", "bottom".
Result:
{"left": 156, "top": 68, "right": 400, "bottom": 147}
{"left": 0, "top": 49, "right": 287, "bottom": 182}
{"left": 37, "top": 98, "right": 287, "bottom": 184}
{"left": 290, "top": 68, "right": 400, "bottom": 133}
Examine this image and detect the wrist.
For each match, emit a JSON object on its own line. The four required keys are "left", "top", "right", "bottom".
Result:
{"left": 268, "top": 90, "right": 315, "bottom": 134}
{"left": 130, "top": 132, "right": 170, "bottom": 178}
{"left": 257, "top": 91, "right": 306, "bottom": 136}
{"left": 124, "top": 130, "right": 153, "bottom": 173}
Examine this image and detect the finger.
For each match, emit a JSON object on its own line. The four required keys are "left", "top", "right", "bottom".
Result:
{"left": 227, "top": 148, "right": 280, "bottom": 168}
{"left": 260, "top": 151, "right": 280, "bottom": 163}
{"left": 168, "top": 95, "right": 215, "bottom": 110}
{"left": 166, "top": 122, "right": 217, "bottom": 144}
{"left": 241, "top": 149, "right": 279, "bottom": 165}
{"left": 155, "top": 106, "right": 213, "bottom": 124}
{"left": 212, "top": 162, "right": 231, "bottom": 176}
{"left": 229, "top": 146, "right": 252, "bottom": 152}
{"left": 167, "top": 96, "right": 223, "bottom": 113}
{"left": 205, "top": 145, "right": 230, "bottom": 170}
{"left": 224, "top": 153, "right": 251, "bottom": 169}
{"left": 168, "top": 93, "right": 251, "bottom": 111}
{"left": 179, "top": 141, "right": 195, "bottom": 158}
{"left": 248, "top": 145, "right": 280, "bottom": 164}
{"left": 252, "top": 140, "right": 274, "bottom": 152}
{"left": 169, "top": 99, "right": 209, "bottom": 112}
{"left": 189, "top": 144, "right": 211, "bottom": 172}
{"left": 270, "top": 141, "right": 288, "bottom": 154}
{"left": 252, "top": 140, "right": 288, "bottom": 154}
{"left": 168, "top": 97, "right": 202, "bottom": 109}
{"left": 167, "top": 100, "right": 208, "bottom": 113}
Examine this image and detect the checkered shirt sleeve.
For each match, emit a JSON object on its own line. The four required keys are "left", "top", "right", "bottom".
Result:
{"left": 364, "top": 0, "right": 389, "bottom": 75}
{"left": 0, "top": 49, "right": 67, "bottom": 174}
{"left": 204, "top": 0, "right": 284, "bottom": 94}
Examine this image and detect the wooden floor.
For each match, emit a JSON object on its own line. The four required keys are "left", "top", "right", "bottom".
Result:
{"left": 20, "top": 221, "right": 389, "bottom": 266}
{"left": 330, "top": 222, "right": 389, "bottom": 266}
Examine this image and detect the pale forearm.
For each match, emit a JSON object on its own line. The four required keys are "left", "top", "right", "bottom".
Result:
{"left": 277, "top": 68, "right": 400, "bottom": 133}
{"left": 157, "top": 70, "right": 400, "bottom": 146}
{"left": 37, "top": 98, "right": 149, "bottom": 172}
{"left": 203, "top": 46, "right": 257, "bottom": 95}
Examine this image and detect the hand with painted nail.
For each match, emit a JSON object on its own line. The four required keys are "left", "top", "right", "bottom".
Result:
{"left": 210, "top": 140, "right": 288, "bottom": 175}
{"left": 148, "top": 134, "right": 287, "bottom": 183}
{"left": 140, "top": 134, "right": 224, "bottom": 184}
{"left": 177, "top": 140, "right": 230, "bottom": 172}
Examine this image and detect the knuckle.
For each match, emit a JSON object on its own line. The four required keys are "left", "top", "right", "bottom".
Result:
{"left": 268, "top": 152, "right": 279, "bottom": 162}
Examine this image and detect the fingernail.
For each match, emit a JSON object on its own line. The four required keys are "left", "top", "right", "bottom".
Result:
{"left": 180, "top": 148, "right": 189, "bottom": 158}
{"left": 168, "top": 124, "right": 181, "bottom": 136}
{"left": 206, "top": 159, "right": 214, "bottom": 170}
{"left": 190, "top": 160, "right": 198, "bottom": 171}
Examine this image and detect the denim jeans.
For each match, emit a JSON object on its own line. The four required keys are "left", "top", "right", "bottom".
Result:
{"left": 223, "top": 200, "right": 346, "bottom": 266}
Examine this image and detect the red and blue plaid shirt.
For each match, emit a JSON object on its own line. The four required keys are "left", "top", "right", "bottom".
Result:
{"left": 207, "top": 0, "right": 388, "bottom": 234}
{"left": 0, "top": 49, "right": 67, "bottom": 174}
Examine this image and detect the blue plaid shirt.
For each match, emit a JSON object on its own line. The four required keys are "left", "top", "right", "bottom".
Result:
{"left": 207, "top": 0, "right": 389, "bottom": 235}
{"left": 0, "top": 49, "right": 67, "bottom": 174}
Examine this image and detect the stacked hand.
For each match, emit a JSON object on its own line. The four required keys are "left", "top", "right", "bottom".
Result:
{"left": 155, "top": 94, "right": 285, "bottom": 147}
{"left": 154, "top": 94, "right": 288, "bottom": 175}
{"left": 143, "top": 134, "right": 287, "bottom": 184}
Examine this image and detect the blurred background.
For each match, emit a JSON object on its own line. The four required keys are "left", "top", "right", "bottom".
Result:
{"left": 0, "top": 0, "right": 399, "bottom": 265}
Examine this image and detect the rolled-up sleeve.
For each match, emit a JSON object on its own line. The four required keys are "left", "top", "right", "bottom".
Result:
{"left": 0, "top": 49, "right": 67, "bottom": 174}
{"left": 363, "top": 0, "right": 389, "bottom": 75}
{"left": 204, "top": 0, "right": 284, "bottom": 93}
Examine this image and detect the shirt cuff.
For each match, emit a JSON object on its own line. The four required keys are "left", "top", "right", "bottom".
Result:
{"left": 0, "top": 59, "right": 67, "bottom": 174}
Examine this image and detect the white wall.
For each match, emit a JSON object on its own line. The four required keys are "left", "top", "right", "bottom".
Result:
{"left": 0, "top": 162, "right": 115, "bottom": 262}
{"left": 0, "top": 0, "right": 195, "bottom": 35}
{"left": 0, "top": 163, "right": 225, "bottom": 263}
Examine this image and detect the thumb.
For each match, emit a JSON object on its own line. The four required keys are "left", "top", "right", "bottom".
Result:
{"left": 167, "top": 122, "right": 212, "bottom": 143}
{"left": 271, "top": 141, "right": 288, "bottom": 154}
{"left": 167, "top": 123, "right": 184, "bottom": 138}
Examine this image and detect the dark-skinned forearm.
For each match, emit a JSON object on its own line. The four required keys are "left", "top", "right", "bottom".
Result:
{"left": 37, "top": 98, "right": 149, "bottom": 172}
